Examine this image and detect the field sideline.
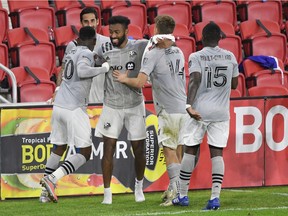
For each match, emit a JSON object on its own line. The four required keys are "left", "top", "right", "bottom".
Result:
{"left": 1, "top": 186, "right": 288, "bottom": 216}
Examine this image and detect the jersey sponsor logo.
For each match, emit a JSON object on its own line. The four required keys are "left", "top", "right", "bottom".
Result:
{"left": 110, "top": 65, "right": 123, "bottom": 70}
{"left": 126, "top": 62, "right": 135, "bottom": 70}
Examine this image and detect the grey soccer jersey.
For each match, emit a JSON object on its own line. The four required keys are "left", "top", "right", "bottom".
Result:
{"left": 140, "top": 45, "right": 187, "bottom": 115}
{"left": 54, "top": 46, "right": 95, "bottom": 110}
{"left": 97, "top": 39, "right": 148, "bottom": 109}
{"left": 188, "top": 46, "right": 239, "bottom": 121}
{"left": 65, "top": 34, "right": 110, "bottom": 103}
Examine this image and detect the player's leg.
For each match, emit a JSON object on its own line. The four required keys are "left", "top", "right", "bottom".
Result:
{"left": 203, "top": 120, "right": 229, "bottom": 210}
{"left": 131, "top": 139, "right": 146, "bottom": 202}
{"left": 40, "top": 106, "right": 68, "bottom": 203}
{"left": 125, "top": 102, "right": 146, "bottom": 202}
{"left": 95, "top": 105, "right": 124, "bottom": 204}
{"left": 41, "top": 107, "right": 93, "bottom": 203}
{"left": 101, "top": 136, "right": 117, "bottom": 204}
{"left": 172, "top": 118, "right": 206, "bottom": 206}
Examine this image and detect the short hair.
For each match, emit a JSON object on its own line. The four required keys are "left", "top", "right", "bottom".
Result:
{"left": 154, "top": 15, "right": 175, "bottom": 34}
{"left": 79, "top": 26, "right": 96, "bottom": 41}
{"left": 202, "top": 22, "right": 221, "bottom": 43}
{"left": 80, "top": 7, "right": 98, "bottom": 22}
{"left": 108, "top": 15, "right": 130, "bottom": 29}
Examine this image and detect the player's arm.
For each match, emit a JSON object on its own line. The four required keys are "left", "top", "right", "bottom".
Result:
{"left": 186, "top": 72, "right": 201, "bottom": 120}
{"left": 78, "top": 61, "right": 109, "bottom": 78}
{"left": 231, "top": 76, "right": 238, "bottom": 90}
{"left": 113, "top": 70, "right": 148, "bottom": 89}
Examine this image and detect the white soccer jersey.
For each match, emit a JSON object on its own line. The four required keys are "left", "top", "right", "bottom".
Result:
{"left": 54, "top": 46, "right": 95, "bottom": 111}
{"left": 65, "top": 33, "right": 110, "bottom": 103}
{"left": 96, "top": 39, "right": 148, "bottom": 109}
{"left": 188, "top": 46, "right": 239, "bottom": 121}
{"left": 140, "top": 45, "right": 187, "bottom": 115}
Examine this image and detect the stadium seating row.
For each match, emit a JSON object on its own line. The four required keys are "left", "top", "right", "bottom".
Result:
{"left": 0, "top": 0, "right": 288, "bottom": 102}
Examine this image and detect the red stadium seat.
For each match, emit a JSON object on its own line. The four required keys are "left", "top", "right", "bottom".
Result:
{"left": 18, "top": 80, "right": 56, "bottom": 102}
{"left": 230, "top": 89, "right": 241, "bottom": 98}
{"left": 102, "top": 2, "right": 148, "bottom": 35}
{"left": 248, "top": 85, "right": 288, "bottom": 97}
{"left": 148, "top": 23, "right": 190, "bottom": 38}
{"left": 8, "top": 0, "right": 56, "bottom": 30}
{"left": 0, "top": 8, "right": 8, "bottom": 43}
{"left": 239, "top": 20, "right": 286, "bottom": 63}
{"left": 237, "top": 0, "right": 283, "bottom": 29}
{"left": 237, "top": 73, "right": 246, "bottom": 97}
{"left": 147, "top": 2, "right": 193, "bottom": 33}
{"left": 174, "top": 36, "right": 196, "bottom": 63}
{"left": 54, "top": 25, "right": 80, "bottom": 64}
{"left": 192, "top": 0, "right": 238, "bottom": 32}
{"left": 7, "top": 27, "right": 54, "bottom": 75}
{"left": 247, "top": 70, "right": 288, "bottom": 90}
{"left": 100, "top": 0, "right": 141, "bottom": 9}
{"left": 9, "top": 66, "right": 51, "bottom": 88}
{"left": 0, "top": 43, "right": 8, "bottom": 82}
{"left": 101, "top": 24, "right": 143, "bottom": 40}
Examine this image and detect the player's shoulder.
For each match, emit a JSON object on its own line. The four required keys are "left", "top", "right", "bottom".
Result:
{"left": 97, "top": 33, "right": 110, "bottom": 43}
{"left": 130, "top": 39, "right": 149, "bottom": 47}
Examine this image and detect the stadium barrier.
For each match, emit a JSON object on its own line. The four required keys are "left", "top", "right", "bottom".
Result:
{"left": 0, "top": 96, "right": 288, "bottom": 200}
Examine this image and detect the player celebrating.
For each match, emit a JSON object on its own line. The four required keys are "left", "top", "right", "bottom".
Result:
{"left": 113, "top": 15, "right": 187, "bottom": 206}
{"left": 171, "top": 22, "right": 239, "bottom": 210}
{"left": 39, "top": 26, "right": 109, "bottom": 203}
{"left": 94, "top": 16, "right": 148, "bottom": 204}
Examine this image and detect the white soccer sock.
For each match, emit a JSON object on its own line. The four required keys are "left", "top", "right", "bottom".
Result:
{"left": 44, "top": 152, "right": 61, "bottom": 176}
{"left": 211, "top": 156, "right": 224, "bottom": 200}
{"left": 102, "top": 187, "right": 112, "bottom": 204}
{"left": 135, "top": 178, "right": 145, "bottom": 202}
{"left": 179, "top": 153, "right": 196, "bottom": 198}
{"left": 167, "top": 163, "right": 180, "bottom": 192}
{"left": 50, "top": 153, "right": 86, "bottom": 184}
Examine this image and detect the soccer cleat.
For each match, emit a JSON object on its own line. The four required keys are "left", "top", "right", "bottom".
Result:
{"left": 203, "top": 197, "right": 220, "bottom": 210}
{"left": 171, "top": 195, "right": 189, "bottom": 206}
{"left": 134, "top": 183, "right": 145, "bottom": 202}
{"left": 39, "top": 190, "right": 51, "bottom": 203}
{"left": 161, "top": 189, "right": 177, "bottom": 202}
{"left": 40, "top": 176, "right": 58, "bottom": 203}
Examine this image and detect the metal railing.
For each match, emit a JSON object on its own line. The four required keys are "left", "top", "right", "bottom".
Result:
{"left": 0, "top": 63, "right": 17, "bottom": 103}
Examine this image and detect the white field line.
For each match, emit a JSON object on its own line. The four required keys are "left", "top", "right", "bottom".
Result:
{"left": 223, "top": 189, "right": 254, "bottom": 193}
{"left": 132, "top": 206, "right": 288, "bottom": 216}
{"left": 272, "top": 192, "right": 288, "bottom": 196}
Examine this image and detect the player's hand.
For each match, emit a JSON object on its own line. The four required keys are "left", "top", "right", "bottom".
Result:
{"left": 113, "top": 70, "right": 129, "bottom": 83}
{"left": 186, "top": 107, "right": 201, "bottom": 121}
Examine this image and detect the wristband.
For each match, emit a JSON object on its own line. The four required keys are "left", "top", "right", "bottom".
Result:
{"left": 186, "top": 104, "right": 191, "bottom": 109}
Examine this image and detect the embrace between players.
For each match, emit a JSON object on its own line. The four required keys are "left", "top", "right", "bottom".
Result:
{"left": 39, "top": 7, "right": 239, "bottom": 211}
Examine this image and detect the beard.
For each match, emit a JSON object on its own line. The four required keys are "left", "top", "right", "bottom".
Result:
{"left": 110, "top": 34, "right": 126, "bottom": 47}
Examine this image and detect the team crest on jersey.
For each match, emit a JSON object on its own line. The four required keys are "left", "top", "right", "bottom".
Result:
{"left": 126, "top": 62, "right": 135, "bottom": 70}
{"left": 129, "top": 51, "right": 137, "bottom": 57}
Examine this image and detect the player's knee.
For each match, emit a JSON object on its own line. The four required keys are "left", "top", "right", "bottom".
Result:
{"left": 52, "top": 144, "right": 67, "bottom": 156}
{"left": 76, "top": 146, "right": 92, "bottom": 161}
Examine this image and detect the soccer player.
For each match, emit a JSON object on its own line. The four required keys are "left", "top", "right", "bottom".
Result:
{"left": 113, "top": 15, "right": 187, "bottom": 206}
{"left": 171, "top": 22, "right": 239, "bottom": 209}
{"left": 57, "top": 7, "right": 110, "bottom": 103}
{"left": 39, "top": 26, "right": 110, "bottom": 203}
{"left": 94, "top": 16, "right": 148, "bottom": 204}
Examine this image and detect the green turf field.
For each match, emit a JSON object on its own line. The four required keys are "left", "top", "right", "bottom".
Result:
{"left": 1, "top": 186, "right": 288, "bottom": 216}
